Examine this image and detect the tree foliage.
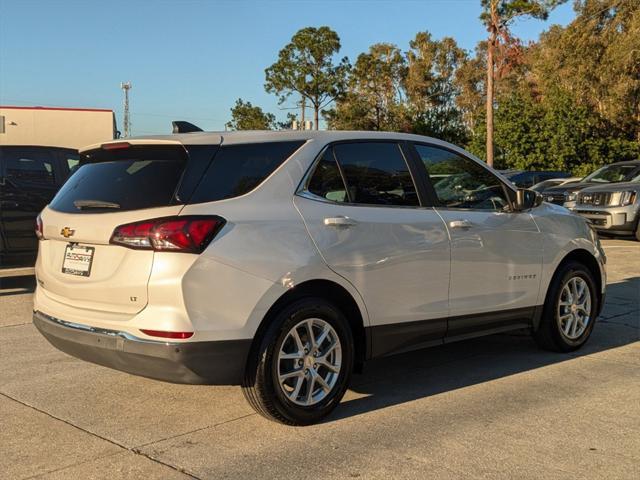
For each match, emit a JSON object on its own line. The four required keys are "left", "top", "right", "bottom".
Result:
{"left": 225, "top": 98, "right": 276, "bottom": 130}
{"left": 325, "top": 34, "right": 470, "bottom": 144}
{"left": 405, "top": 33, "right": 469, "bottom": 144}
{"left": 480, "top": 0, "right": 567, "bottom": 166}
{"left": 264, "top": 26, "right": 350, "bottom": 130}
{"left": 484, "top": 0, "right": 640, "bottom": 172}
{"left": 265, "top": 1, "right": 639, "bottom": 174}
{"left": 325, "top": 43, "right": 407, "bottom": 131}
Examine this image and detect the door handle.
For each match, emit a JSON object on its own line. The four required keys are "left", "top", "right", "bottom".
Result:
{"left": 324, "top": 216, "right": 357, "bottom": 227}
{"left": 449, "top": 219, "right": 473, "bottom": 229}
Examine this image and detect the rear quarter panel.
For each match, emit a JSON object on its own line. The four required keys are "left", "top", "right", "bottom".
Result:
{"left": 177, "top": 139, "right": 370, "bottom": 341}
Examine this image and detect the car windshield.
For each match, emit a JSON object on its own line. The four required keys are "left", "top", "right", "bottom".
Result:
{"left": 583, "top": 164, "right": 639, "bottom": 183}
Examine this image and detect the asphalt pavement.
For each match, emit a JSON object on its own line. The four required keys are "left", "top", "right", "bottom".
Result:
{"left": 1, "top": 239, "right": 638, "bottom": 480}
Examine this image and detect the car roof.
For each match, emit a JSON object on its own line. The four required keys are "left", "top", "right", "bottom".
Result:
{"left": 593, "top": 159, "right": 640, "bottom": 167}
{"left": 81, "top": 130, "right": 458, "bottom": 153}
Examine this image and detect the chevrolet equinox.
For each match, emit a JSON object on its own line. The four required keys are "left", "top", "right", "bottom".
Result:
{"left": 33, "top": 131, "right": 606, "bottom": 425}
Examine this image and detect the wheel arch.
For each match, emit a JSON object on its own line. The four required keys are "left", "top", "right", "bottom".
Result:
{"left": 541, "top": 248, "right": 604, "bottom": 326}
{"left": 250, "top": 279, "right": 369, "bottom": 373}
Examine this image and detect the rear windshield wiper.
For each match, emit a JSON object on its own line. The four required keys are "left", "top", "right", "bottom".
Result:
{"left": 73, "top": 199, "right": 121, "bottom": 210}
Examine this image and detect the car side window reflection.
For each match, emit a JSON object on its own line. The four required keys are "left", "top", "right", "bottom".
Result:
{"left": 415, "top": 144, "right": 509, "bottom": 211}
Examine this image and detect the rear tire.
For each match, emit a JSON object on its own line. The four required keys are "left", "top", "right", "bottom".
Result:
{"left": 533, "top": 261, "right": 599, "bottom": 352}
{"left": 242, "top": 298, "right": 354, "bottom": 426}
{"left": 634, "top": 218, "right": 640, "bottom": 242}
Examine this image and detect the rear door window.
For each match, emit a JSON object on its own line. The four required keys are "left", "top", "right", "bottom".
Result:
{"left": 49, "top": 145, "right": 188, "bottom": 213}
{"left": 189, "top": 141, "right": 304, "bottom": 203}
{"left": 331, "top": 142, "right": 419, "bottom": 207}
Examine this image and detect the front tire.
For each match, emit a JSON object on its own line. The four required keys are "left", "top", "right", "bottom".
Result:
{"left": 242, "top": 298, "right": 354, "bottom": 425}
{"left": 533, "top": 261, "right": 599, "bottom": 352}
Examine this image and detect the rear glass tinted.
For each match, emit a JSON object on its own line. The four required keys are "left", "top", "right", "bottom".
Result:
{"left": 49, "top": 146, "right": 187, "bottom": 213}
{"left": 307, "top": 149, "right": 348, "bottom": 203}
{"left": 0, "top": 146, "right": 56, "bottom": 186}
{"left": 189, "top": 141, "right": 304, "bottom": 204}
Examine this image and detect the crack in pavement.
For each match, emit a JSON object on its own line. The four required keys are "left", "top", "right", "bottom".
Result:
{"left": 23, "top": 451, "right": 124, "bottom": 480}
{"left": 0, "top": 392, "right": 202, "bottom": 480}
{"left": 133, "top": 412, "right": 257, "bottom": 450}
{"left": 0, "top": 322, "right": 32, "bottom": 328}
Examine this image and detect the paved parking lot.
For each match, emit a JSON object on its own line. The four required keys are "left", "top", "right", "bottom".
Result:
{"left": 1, "top": 239, "right": 638, "bottom": 480}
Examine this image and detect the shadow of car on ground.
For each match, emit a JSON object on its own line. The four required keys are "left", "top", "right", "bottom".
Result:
{"left": 332, "top": 276, "right": 639, "bottom": 423}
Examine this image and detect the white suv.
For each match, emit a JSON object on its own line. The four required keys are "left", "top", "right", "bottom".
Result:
{"left": 33, "top": 131, "right": 606, "bottom": 425}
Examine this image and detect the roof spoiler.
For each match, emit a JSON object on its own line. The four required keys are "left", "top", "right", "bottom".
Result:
{"left": 172, "top": 121, "right": 203, "bottom": 134}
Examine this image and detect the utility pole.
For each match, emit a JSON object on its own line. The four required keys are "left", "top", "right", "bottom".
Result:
{"left": 120, "top": 81, "right": 132, "bottom": 137}
{"left": 485, "top": 0, "right": 497, "bottom": 168}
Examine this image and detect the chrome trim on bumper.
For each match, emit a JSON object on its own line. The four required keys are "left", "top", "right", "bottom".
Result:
{"left": 37, "top": 311, "right": 176, "bottom": 345}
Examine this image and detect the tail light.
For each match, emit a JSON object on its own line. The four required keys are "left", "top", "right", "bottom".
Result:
{"left": 35, "top": 214, "right": 45, "bottom": 240}
{"left": 110, "top": 216, "right": 225, "bottom": 253}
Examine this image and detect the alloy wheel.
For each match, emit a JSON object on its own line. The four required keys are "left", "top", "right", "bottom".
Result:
{"left": 277, "top": 318, "right": 342, "bottom": 406}
{"left": 557, "top": 276, "right": 592, "bottom": 340}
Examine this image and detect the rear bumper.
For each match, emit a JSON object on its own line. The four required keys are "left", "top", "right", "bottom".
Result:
{"left": 33, "top": 311, "right": 252, "bottom": 385}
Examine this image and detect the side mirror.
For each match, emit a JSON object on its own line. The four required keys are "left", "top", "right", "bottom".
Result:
{"left": 515, "top": 188, "right": 543, "bottom": 211}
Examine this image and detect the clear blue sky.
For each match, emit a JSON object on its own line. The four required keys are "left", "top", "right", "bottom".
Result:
{"left": 0, "top": 0, "right": 575, "bottom": 134}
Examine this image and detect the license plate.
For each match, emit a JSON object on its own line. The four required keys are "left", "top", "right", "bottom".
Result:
{"left": 62, "top": 245, "right": 95, "bottom": 277}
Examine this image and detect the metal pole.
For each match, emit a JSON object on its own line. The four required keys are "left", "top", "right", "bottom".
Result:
{"left": 120, "top": 82, "right": 132, "bottom": 137}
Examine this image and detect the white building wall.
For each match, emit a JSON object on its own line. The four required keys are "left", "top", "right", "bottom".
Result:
{"left": 0, "top": 106, "right": 116, "bottom": 149}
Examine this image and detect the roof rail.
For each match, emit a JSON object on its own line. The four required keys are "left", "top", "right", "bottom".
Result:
{"left": 172, "top": 121, "right": 203, "bottom": 134}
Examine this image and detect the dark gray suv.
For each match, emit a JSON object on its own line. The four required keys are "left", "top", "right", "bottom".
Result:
{"left": 570, "top": 172, "right": 640, "bottom": 241}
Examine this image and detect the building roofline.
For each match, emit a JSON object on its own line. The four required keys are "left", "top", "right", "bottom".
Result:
{"left": 0, "top": 105, "right": 114, "bottom": 113}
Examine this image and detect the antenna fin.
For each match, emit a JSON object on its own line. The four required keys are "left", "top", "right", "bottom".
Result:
{"left": 172, "top": 121, "right": 203, "bottom": 134}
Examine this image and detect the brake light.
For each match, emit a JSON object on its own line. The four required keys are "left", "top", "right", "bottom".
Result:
{"left": 102, "top": 141, "right": 131, "bottom": 150}
{"left": 110, "top": 215, "right": 225, "bottom": 253}
{"left": 140, "top": 329, "right": 194, "bottom": 339}
{"left": 35, "top": 214, "right": 45, "bottom": 240}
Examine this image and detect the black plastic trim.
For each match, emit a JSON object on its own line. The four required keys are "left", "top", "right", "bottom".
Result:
{"left": 367, "top": 306, "right": 539, "bottom": 359}
{"left": 33, "top": 311, "right": 251, "bottom": 385}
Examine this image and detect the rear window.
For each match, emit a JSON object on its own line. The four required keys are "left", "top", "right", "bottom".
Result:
{"left": 188, "top": 141, "right": 304, "bottom": 204}
{"left": 50, "top": 146, "right": 188, "bottom": 213}
{"left": 0, "top": 146, "right": 57, "bottom": 186}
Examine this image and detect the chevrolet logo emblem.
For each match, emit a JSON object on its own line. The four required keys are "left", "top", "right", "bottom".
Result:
{"left": 60, "top": 227, "right": 75, "bottom": 238}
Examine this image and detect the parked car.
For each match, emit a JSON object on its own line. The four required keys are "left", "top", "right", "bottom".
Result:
{"left": 0, "top": 145, "right": 79, "bottom": 267}
{"left": 572, "top": 179, "right": 640, "bottom": 241}
{"left": 531, "top": 177, "right": 581, "bottom": 192}
{"left": 541, "top": 160, "right": 640, "bottom": 208}
{"left": 33, "top": 131, "right": 606, "bottom": 425}
{"left": 504, "top": 170, "right": 571, "bottom": 189}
